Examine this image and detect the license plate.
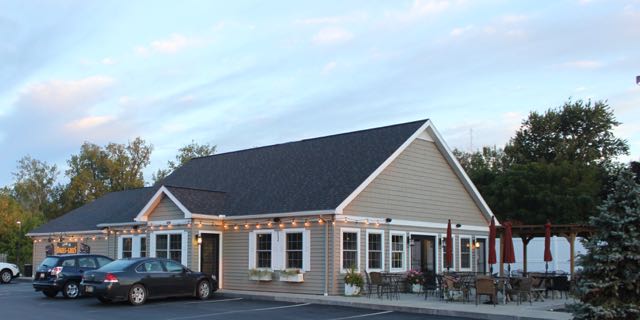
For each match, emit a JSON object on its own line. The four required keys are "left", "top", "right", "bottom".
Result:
{"left": 40, "top": 273, "right": 44, "bottom": 279}
{"left": 85, "top": 286, "right": 94, "bottom": 293}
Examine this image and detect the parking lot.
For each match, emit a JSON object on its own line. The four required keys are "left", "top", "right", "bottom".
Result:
{"left": 0, "top": 281, "right": 476, "bottom": 320}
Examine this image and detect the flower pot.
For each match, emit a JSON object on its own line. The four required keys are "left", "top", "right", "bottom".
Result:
{"left": 280, "top": 273, "right": 304, "bottom": 283}
{"left": 344, "top": 284, "right": 361, "bottom": 296}
{"left": 411, "top": 283, "right": 422, "bottom": 293}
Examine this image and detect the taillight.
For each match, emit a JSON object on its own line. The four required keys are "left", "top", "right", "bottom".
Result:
{"left": 51, "top": 266, "right": 63, "bottom": 276}
{"left": 104, "top": 273, "right": 119, "bottom": 283}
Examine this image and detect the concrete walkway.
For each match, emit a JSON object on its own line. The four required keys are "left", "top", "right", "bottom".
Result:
{"left": 219, "top": 289, "right": 574, "bottom": 320}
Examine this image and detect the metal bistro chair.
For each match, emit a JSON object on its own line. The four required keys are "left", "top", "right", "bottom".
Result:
{"left": 369, "top": 272, "right": 389, "bottom": 299}
{"left": 423, "top": 273, "right": 439, "bottom": 300}
{"left": 513, "top": 277, "right": 534, "bottom": 305}
{"left": 475, "top": 276, "right": 497, "bottom": 307}
{"left": 364, "top": 271, "right": 374, "bottom": 298}
{"left": 547, "top": 275, "right": 570, "bottom": 300}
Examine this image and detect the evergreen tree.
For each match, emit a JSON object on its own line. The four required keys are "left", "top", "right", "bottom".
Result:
{"left": 572, "top": 169, "right": 640, "bottom": 320}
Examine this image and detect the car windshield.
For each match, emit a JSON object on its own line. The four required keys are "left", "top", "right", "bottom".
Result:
{"left": 39, "top": 257, "right": 59, "bottom": 268}
{"left": 98, "top": 259, "right": 136, "bottom": 272}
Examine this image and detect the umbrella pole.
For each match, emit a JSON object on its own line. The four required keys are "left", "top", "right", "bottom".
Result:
{"left": 545, "top": 262, "right": 548, "bottom": 274}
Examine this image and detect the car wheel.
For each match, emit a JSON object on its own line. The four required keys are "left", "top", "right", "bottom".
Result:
{"left": 62, "top": 281, "right": 80, "bottom": 299}
{"left": 0, "top": 269, "right": 12, "bottom": 284}
{"left": 97, "top": 296, "right": 111, "bottom": 304}
{"left": 42, "top": 289, "right": 58, "bottom": 298}
{"left": 196, "top": 280, "right": 211, "bottom": 300}
{"left": 128, "top": 284, "right": 147, "bottom": 306}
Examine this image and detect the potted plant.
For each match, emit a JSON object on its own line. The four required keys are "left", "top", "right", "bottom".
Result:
{"left": 248, "top": 268, "right": 273, "bottom": 281}
{"left": 406, "top": 269, "right": 425, "bottom": 293}
{"left": 344, "top": 266, "right": 364, "bottom": 296}
{"left": 279, "top": 269, "right": 304, "bottom": 282}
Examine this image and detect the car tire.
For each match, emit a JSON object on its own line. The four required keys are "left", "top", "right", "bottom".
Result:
{"left": 128, "top": 284, "right": 147, "bottom": 306}
{"left": 97, "top": 296, "right": 111, "bottom": 304}
{"left": 42, "top": 289, "right": 58, "bottom": 298}
{"left": 196, "top": 280, "right": 211, "bottom": 300}
{"left": 62, "top": 281, "right": 80, "bottom": 299}
{"left": 0, "top": 269, "right": 12, "bottom": 284}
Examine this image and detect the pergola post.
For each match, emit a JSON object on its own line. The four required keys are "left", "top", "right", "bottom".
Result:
{"left": 569, "top": 232, "right": 576, "bottom": 278}
{"left": 521, "top": 236, "right": 533, "bottom": 275}
{"left": 499, "top": 235, "right": 505, "bottom": 276}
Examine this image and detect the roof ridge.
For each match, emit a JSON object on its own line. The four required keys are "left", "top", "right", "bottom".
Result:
{"left": 189, "top": 118, "right": 429, "bottom": 161}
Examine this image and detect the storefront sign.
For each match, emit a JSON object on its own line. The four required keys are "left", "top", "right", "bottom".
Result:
{"left": 55, "top": 242, "right": 78, "bottom": 255}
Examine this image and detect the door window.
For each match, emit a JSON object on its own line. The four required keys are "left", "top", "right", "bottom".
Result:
{"left": 78, "top": 257, "right": 97, "bottom": 268}
{"left": 96, "top": 257, "right": 112, "bottom": 267}
{"left": 165, "top": 260, "right": 184, "bottom": 273}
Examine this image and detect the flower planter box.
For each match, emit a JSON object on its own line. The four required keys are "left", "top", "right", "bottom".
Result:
{"left": 411, "top": 283, "right": 422, "bottom": 293}
{"left": 344, "top": 284, "right": 361, "bottom": 296}
{"left": 249, "top": 273, "right": 273, "bottom": 281}
{"left": 279, "top": 273, "right": 304, "bottom": 283}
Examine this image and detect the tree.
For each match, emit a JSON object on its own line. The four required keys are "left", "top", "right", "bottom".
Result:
{"left": 11, "top": 156, "right": 60, "bottom": 220}
{"left": 60, "top": 137, "right": 152, "bottom": 211}
{"left": 571, "top": 169, "right": 640, "bottom": 319}
{"left": 152, "top": 141, "right": 216, "bottom": 184}
{"left": 505, "top": 100, "right": 628, "bottom": 165}
{"left": 0, "top": 194, "right": 44, "bottom": 270}
{"left": 631, "top": 161, "right": 640, "bottom": 184}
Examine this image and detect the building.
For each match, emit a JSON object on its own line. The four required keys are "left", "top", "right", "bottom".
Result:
{"left": 28, "top": 119, "right": 495, "bottom": 295}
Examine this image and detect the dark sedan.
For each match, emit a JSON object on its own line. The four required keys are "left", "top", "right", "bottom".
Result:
{"left": 80, "top": 258, "right": 216, "bottom": 305}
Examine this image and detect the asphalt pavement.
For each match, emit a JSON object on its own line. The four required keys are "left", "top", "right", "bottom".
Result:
{"left": 0, "top": 281, "right": 477, "bottom": 320}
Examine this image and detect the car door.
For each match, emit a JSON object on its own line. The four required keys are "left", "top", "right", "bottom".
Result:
{"left": 136, "top": 260, "right": 171, "bottom": 298}
{"left": 163, "top": 260, "right": 191, "bottom": 296}
{"left": 77, "top": 256, "right": 98, "bottom": 275}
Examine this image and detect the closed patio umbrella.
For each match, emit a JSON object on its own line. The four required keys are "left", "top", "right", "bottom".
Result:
{"left": 544, "top": 220, "right": 553, "bottom": 273}
{"left": 446, "top": 219, "right": 453, "bottom": 272}
{"left": 502, "top": 221, "right": 516, "bottom": 275}
{"left": 488, "top": 216, "right": 497, "bottom": 274}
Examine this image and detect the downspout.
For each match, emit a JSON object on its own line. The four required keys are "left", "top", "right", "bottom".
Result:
{"left": 324, "top": 217, "right": 328, "bottom": 296}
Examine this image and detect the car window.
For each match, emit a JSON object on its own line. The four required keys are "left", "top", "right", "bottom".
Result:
{"left": 96, "top": 257, "right": 113, "bottom": 267}
{"left": 137, "top": 260, "right": 164, "bottom": 273}
{"left": 61, "top": 258, "right": 76, "bottom": 267}
{"left": 39, "top": 257, "right": 59, "bottom": 268}
{"left": 164, "top": 260, "right": 184, "bottom": 273}
{"left": 99, "top": 259, "right": 136, "bottom": 272}
{"left": 78, "top": 257, "right": 97, "bottom": 268}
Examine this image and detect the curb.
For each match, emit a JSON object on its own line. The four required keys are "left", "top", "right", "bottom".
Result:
{"left": 218, "top": 291, "right": 568, "bottom": 320}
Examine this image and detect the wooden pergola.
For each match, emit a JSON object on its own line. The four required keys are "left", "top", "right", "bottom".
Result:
{"left": 498, "top": 224, "right": 596, "bottom": 277}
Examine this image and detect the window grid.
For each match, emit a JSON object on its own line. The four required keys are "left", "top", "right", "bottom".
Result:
{"left": 368, "top": 233, "right": 382, "bottom": 270}
{"left": 122, "top": 238, "right": 133, "bottom": 258}
{"left": 256, "top": 233, "right": 272, "bottom": 268}
{"left": 342, "top": 232, "right": 358, "bottom": 270}
{"left": 286, "top": 232, "right": 303, "bottom": 269}
{"left": 391, "top": 234, "right": 404, "bottom": 269}
{"left": 460, "top": 237, "right": 471, "bottom": 270}
{"left": 140, "top": 237, "right": 147, "bottom": 257}
{"left": 156, "top": 234, "right": 182, "bottom": 263}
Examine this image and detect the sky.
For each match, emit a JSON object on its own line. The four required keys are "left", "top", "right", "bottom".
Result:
{"left": 1, "top": 0, "right": 639, "bottom": 186}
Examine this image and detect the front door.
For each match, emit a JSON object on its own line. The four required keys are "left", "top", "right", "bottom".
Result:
{"left": 410, "top": 235, "right": 437, "bottom": 284}
{"left": 200, "top": 233, "right": 220, "bottom": 282}
{"left": 475, "top": 238, "right": 487, "bottom": 274}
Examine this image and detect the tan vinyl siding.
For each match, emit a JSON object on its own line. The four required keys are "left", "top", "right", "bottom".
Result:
{"left": 344, "top": 139, "right": 487, "bottom": 227}
{"left": 222, "top": 221, "right": 329, "bottom": 295}
{"left": 31, "top": 235, "right": 114, "bottom": 267}
{"left": 148, "top": 196, "right": 184, "bottom": 221}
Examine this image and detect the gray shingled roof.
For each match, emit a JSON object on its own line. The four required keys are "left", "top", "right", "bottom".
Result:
{"left": 165, "top": 186, "right": 226, "bottom": 215}
{"left": 161, "top": 119, "right": 427, "bottom": 216}
{"left": 31, "top": 119, "right": 427, "bottom": 233}
{"left": 30, "top": 187, "right": 156, "bottom": 234}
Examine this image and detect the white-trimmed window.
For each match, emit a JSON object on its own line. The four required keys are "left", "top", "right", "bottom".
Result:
{"left": 389, "top": 231, "right": 406, "bottom": 272}
{"left": 366, "top": 229, "right": 384, "bottom": 271}
{"left": 459, "top": 236, "right": 472, "bottom": 271}
{"left": 150, "top": 231, "right": 188, "bottom": 265}
{"left": 248, "top": 229, "right": 311, "bottom": 272}
{"left": 118, "top": 235, "right": 146, "bottom": 259}
{"left": 341, "top": 228, "right": 360, "bottom": 272}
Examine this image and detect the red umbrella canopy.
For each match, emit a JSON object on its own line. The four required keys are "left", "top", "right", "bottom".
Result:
{"left": 544, "top": 220, "right": 553, "bottom": 262}
{"left": 502, "top": 221, "right": 516, "bottom": 264}
{"left": 446, "top": 219, "right": 453, "bottom": 269}
{"left": 488, "top": 217, "right": 497, "bottom": 265}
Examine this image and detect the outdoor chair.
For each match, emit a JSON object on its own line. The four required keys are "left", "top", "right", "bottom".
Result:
{"left": 364, "top": 271, "right": 373, "bottom": 298}
{"left": 512, "top": 277, "right": 534, "bottom": 305}
{"left": 546, "top": 276, "right": 570, "bottom": 299}
{"left": 475, "top": 276, "right": 497, "bottom": 306}
{"left": 368, "top": 272, "right": 389, "bottom": 299}
{"left": 423, "top": 274, "right": 440, "bottom": 300}
{"left": 443, "top": 275, "right": 469, "bottom": 303}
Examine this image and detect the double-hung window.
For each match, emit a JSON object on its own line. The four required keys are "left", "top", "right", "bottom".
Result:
{"left": 286, "top": 232, "right": 303, "bottom": 269}
{"left": 459, "top": 236, "right": 472, "bottom": 271}
{"left": 366, "top": 230, "right": 384, "bottom": 271}
{"left": 122, "top": 237, "right": 133, "bottom": 258}
{"left": 390, "top": 232, "right": 406, "bottom": 272}
{"left": 341, "top": 228, "right": 360, "bottom": 272}
{"left": 256, "top": 233, "right": 272, "bottom": 268}
{"left": 118, "top": 235, "right": 146, "bottom": 259}
{"left": 153, "top": 232, "right": 185, "bottom": 265}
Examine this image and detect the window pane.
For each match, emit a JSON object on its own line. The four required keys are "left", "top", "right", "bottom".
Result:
{"left": 140, "top": 237, "right": 147, "bottom": 257}
{"left": 257, "top": 234, "right": 271, "bottom": 250}
{"left": 123, "top": 238, "right": 132, "bottom": 258}
{"left": 170, "top": 250, "right": 182, "bottom": 263}
{"left": 392, "top": 252, "right": 403, "bottom": 268}
{"left": 96, "top": 257, "right": 112, "bottom": 267}
{"left": 157, "top": 235, "right": 167, "bottom": 250}
{"left": 78, "top": 257, "right": 97, "bottom": 268}
{"left": 287, "top": 251, "right": 303, "bottom": 269}
{"left": 170, "top": 234, "right": 182, "bottom": 250}
{"left": 286, "top": 232, "right": 303, "bottom": 269}
{"left": 392, "top": 235, "right": 404, "bottom": 251}
{"left": 256, "top": 233, "right": 272, "bottom": 269}
{"left": 165, "top": 260, "right": 183, "bottom": 272}
{"left": 343, "top": 251, "right": 357, "bottom": 269}
{"left": 368, "top": 252, "right": 381, "bottom": 269}
{"left": 286, "top": 233, "right": 302, "bottom": 251}
{"left": 368, "top": 233, "right": 382, "bottom": 269}
{"left": 343, "top": 232, "right": 357, "bottom": 250}
{"left": 257, "top": 252, "right": 271, "bottom": 268}
{"left": 368, "top": 234, "right": 381, "bottom": 251}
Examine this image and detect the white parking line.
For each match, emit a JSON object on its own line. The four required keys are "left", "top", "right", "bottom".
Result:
{"left": 325, "top": 311, "right": 394, "bottom": 320}
{"left": 184, "top": 297, "right": 243, "bottom": 304}
{"left": 165, "top": 302, "right": 312, "bottom": 320}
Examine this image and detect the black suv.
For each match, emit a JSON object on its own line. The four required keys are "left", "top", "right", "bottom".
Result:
{"left": 33, "top": 254, "right": 113, "bottom": 299}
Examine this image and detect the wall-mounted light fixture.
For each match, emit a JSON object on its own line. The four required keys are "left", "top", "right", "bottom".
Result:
{"left": 385, "top": 218, "right": 393, "bottom": 223}
{"left": 195, "top": 234, "right": 202, "bottom": 245}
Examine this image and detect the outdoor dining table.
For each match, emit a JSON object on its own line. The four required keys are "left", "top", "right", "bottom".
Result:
{"left": 380, "top": 273, "right": 404, "bottom": 299}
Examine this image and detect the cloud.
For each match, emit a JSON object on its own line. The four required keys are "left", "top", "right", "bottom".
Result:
{"left": 135, "top": 33, "right": 201, "bottom": 56}
{"left": 322, "top": 61, "right": 338, "bottom": 75}
{"left": 16, "top": 76, "right": 115, "bottom": 111}
{"left": 502, "top": 14, "right": 528, "bottom": 24}
{"left": 101, "top": 57, "right": 116, "bottom": 65}
{"left": 312, "top": 27, "right": 354, "bottom": 45}
{"left": 557, "top": 60, "right": 604, "bottom": 69}
{"left": 388, "top": 0, "right": 462, "bottom": 24}
{"left": 65, "top": 115, "right": 115, "bottom": 130}
{"left": 450, "top": 25, "right": 473, "bottom": 37}
{"left": 294, "top": 12, "right": 368, "bottom": 25}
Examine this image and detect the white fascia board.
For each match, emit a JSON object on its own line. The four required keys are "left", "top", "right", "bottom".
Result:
{"left": 26, "top": 230, "right": 106, "bottom": 237}
{"left": 191, "top": 213, "right": 224, "bottom": 220}
{"left": 222, "top": 210, "right": 335, "bottom": 220}
{"left": 97, "top": 222, "right": 146, "bottom": 228}
{"left": 335, "top": 120, "right": 431, "bottom": 214}
{"left": 340, "top": 215, "right": 489, "bottom": 232}
{"left": 425, "top": 122, "right": 497, "bottom": 225}
{"left": 134, "top": 186, "right": 193, "bottom": 222}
